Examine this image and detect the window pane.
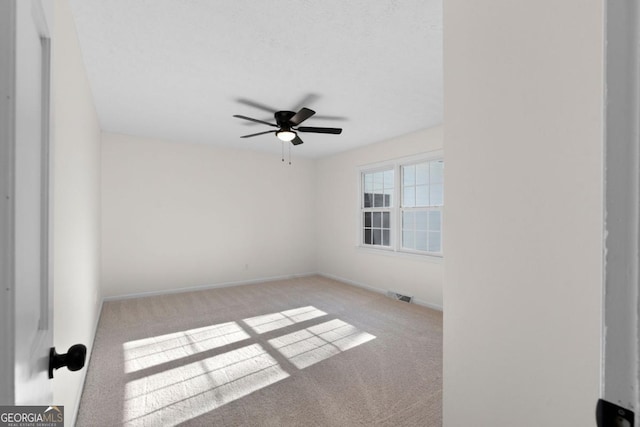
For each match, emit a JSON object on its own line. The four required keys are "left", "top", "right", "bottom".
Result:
{"left": 374, "top": 193, "right": 384, "bottom": 207}
{"left": 403, "top": 186, "right": 415, "bottom": 207}
{"left": 428, "top": 232, "right": 441, "bottom": 252}
{"left": 372, "top": 229, "right": 382, "bottom": 245}
{"left": 428, "top": 210, "right": 441, "bottom": 231}
{"left": 364, "top": 193, "right": 373, "bottom": 208}
{"left": 364, "top": 173, "right": 374, "bottom": 192}
{"left": 415, "top": 231, "right": 428, "bottom": 251}
{"left": 383, "top": 230, "right": 390, "bottom": 246}
{"left": 430, "top": 183, "right": 444, "bottom": 206}
{"left": 364, "top": 212, "right": 371, "bottom": 227}
{"left": 402, "top": 211, "right": 415, "bottom": 230}
{"left": 403, "top": 165, "right": 415, "bottom": 187}
{"left": 430, "top": 160, "right": 444, "bottom": 184}
{"left": 373, "top": 172, "right": 383, "bottom": 191}
{"left": 364, "top": 228, "right": 372, "bottom": 244}
{"left": 415, "top": 185, "right": 429, "bottom": 206}
{"left": 383, "top": 169, "right": 394, "bottom": 190}
{"left": 372, "top": 212, "right": 382, "bottom": 228}
{"left": 384, "top": 189, "right": 393, "bottom": 207}
{"left": 416, "top": 162, "right": 428, "bottom": 185}
{"left": 415, "top": 211, "right": 428, "bottom": 231}
{"left": 403, "top": 231, "right": 414, "bottom": 249}
{"left": 382, "top": 212, "right": 390, "bottom": 228}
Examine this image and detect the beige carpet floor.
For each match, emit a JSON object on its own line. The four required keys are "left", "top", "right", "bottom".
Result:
{"left": 76, "top": 275, "right": 442, "bottom": 426}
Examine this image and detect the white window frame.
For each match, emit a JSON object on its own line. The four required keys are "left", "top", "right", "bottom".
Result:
{"left": 360, "top": 165, "right": 394, "bottom": 249}
{"left": 357, "top": 150, "right": 444, "bottom": 258}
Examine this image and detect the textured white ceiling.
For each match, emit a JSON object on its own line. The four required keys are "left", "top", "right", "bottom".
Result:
{"left": 69, "top": 0, "right": 442, "bottom": 158}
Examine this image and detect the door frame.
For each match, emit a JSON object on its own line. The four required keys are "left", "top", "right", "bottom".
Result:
{"left": 603, "top": 0, "right": 640, "bottom": 423}
{"left": 0, "top": 0, "right": 17, "bottom": 406}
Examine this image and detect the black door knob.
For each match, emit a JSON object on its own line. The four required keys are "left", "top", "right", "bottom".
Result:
{"left": 48, "top": 344, "right": 87, "bottom": 379}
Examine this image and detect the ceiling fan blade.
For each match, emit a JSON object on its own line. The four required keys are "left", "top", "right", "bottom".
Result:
{"left": 288, "top": 108, "right": 316, "bottom": 126}
{"left": 291, "top": 93, "right": 320, "bottom": 112}
{"left": 291, "top": 135, "right": 304, "bottom": 146}
{"left": 236, "top": 98, "right": 278, "bottom": 113}
{"left": 297, "top": 126, "right": 342, "bottom": 134}
{"left": 233, "top": 115, "right": 278, "bottom": 127}
{"left": 312, "top": 114, "right": 348, "bottom": 121}
{"left": 240, "top": 130, "right": 277, "bottom": 138}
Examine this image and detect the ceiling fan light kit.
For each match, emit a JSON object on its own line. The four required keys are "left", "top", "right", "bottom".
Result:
{"left": 276, "top": 130, "right": 296, "bottom": 142}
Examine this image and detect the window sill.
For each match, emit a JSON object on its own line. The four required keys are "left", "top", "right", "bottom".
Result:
{"left": 355, "top": 245, "right": 443, "bottom": 263}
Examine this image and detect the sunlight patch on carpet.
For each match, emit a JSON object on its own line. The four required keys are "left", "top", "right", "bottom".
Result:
{"left": 122, "top": 322, "right": 250, "bottom": 373}
{"left": 121, "top": 309, "right": 375, "bottom": 425}
{"left": 123, "top": 343, "right": 288, "bottom": 426}
{"left": 268, "top": 319, "right": 376, "bottom": 369}
{"left": 242, "top": 306, "right": 327, "bottom": 334}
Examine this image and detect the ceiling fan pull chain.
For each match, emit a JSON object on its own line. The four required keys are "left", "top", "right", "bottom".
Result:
{"left": 289, "top": 143, "right": 292, "bottom": 165}
{"left": 281, "top": 140, "right": 284, "bottom": 162}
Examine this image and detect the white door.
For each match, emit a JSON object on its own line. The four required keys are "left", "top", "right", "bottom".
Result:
{"left": 0, "top": 0, "right": 54, "bottom": 405}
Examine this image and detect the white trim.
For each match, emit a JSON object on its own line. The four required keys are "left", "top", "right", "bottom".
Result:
{"left": 318, "top": 272, "right": 443, "bottom": 311}
{"left": 603, "top": 0, "right": 640, "bottom": 420}
{"left": 355, "top": 245, "right": 443, "bottom": 263}
{"left": 38, "top": 19, "right": 52, "bottom": 334}
{"left": 102, "top": 272, "right": 317, "bottom": 302}
{"left": 101, "top": 271, "right": 444, "bottom": 310}
{"left": 0, "top": 0, "right": 16, "bottom": 406}
{"left": 356, "top": 149, "right": 444, "bottom": 170}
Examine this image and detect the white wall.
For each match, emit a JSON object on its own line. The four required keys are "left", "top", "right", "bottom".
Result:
{"left": 443, "top": 1, "right": 603, "bottom": 426}
{"left": 316, "top": 127, "right": 443, "bottom": 309}
{"left": 101, "top": 133, "right": 317, "bottom": 298}
{"left": 52, "top": 0, "right": 102, "bottom": 423}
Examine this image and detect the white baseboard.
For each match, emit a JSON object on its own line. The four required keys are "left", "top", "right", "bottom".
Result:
{"left": 317, "top": 272, "right": 443, "bottom": 312}
{"left": 102, "top": 272, "right": 317, "bottom": 302}
{"left": 102, "top": 272, "right": 443, "bottom": 312}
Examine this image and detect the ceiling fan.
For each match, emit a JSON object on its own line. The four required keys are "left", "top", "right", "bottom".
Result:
{"left": 233, "top": 107, "right": 342, "bottom": 146}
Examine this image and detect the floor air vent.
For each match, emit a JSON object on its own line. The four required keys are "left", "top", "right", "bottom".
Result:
{"left": 387, "top": 291, "right": 413, "bottom": 303}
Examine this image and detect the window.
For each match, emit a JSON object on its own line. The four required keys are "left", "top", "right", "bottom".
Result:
{"left": 360, "top": 153, "right": 443, "bottom": 256}
{"left": 362, "top": 169, "right": 393, "bottom": 247}
{"left": 401, "top": 160, "right": 443, "bottom": 253}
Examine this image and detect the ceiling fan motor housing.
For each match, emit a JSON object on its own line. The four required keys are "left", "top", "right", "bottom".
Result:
{"left": 275, "top": 111, "right": 296, "bottom": 128}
